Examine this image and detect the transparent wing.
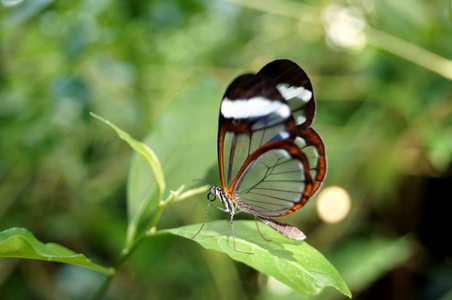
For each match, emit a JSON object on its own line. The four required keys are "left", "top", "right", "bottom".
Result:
{"left": 294, "top": 127, "right": 327, "bottom": 198}
{"left": 218, "top": 74, "right": 295, "bottom": 188}
{"left": 258, "top": 59, "right": 316, "bottom": 129}
{"left": 233, "top": 141, "right": 314, "bottom": 217}
{"left": 216, "top": 60, "right": 325, "bottom": 218}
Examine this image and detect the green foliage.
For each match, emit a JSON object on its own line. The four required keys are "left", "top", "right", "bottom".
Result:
{"left": 92, "top": 115, "right": 349, "bottom": 298}
{"left": 1, "top": 0, "right": 451, "bottom": 298}
{"left": 0, "top": 114, "right": 350, "bottom": 299}
{"left": 90, "top": 113, "right": 166, "bottom": 249}
{"left": 0, "top": 228, "right": 111, "bottom": 275}
{"left": 165, "top": 220, "right": 351, "bottom": 298}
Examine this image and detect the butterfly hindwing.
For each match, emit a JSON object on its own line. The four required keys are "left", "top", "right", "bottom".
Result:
{"left": 234, "top": 140, "right": 313, "bottom": 217}
{"left": 294, "top": 127, "right": 327, "bottom": 199}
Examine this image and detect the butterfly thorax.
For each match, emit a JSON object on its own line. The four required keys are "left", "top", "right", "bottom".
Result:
{"left": 209, "top": 185, "right": 239, "bottom": 214}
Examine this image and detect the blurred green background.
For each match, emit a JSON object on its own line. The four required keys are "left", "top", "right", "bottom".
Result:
{"left": 1, "top": 0, "right": 451, "bottom": 299}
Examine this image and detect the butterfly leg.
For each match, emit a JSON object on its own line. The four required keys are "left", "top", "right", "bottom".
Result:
{"left": 191, "top": 202, "right": 212, "bottom": 239}
{"left": 229, "top": 212, "right": 254, "bottom": 255}
{"left": 254, "top": 215, "right": 272, "bottom": 242}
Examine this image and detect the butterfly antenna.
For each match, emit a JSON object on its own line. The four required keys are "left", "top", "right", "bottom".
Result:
{"left": 186, "top": 181, "right": 211, "bottom": 218}
{"left": 193, "top": 178, "right": 214, "bottom": 185}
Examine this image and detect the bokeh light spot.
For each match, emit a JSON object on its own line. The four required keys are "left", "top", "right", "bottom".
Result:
{"left": 2, "top": 0, "right": 23, "bottom": 7}
{"left": 317, "top": 186, "right": 351, "bottom": 223}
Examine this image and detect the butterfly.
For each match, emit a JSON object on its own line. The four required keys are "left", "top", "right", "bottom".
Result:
{"left": 192, "top": 59, "right": 326, "bottom": 254}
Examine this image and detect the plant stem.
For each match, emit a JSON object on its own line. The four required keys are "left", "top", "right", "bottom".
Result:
{"left": 91, "top": 184, "right": 207, "bottom": 299}
{"left": 91, "top": 190, "right": 180, "bottom": 300}
{"left": 366, "top": 27, "right": 452, "bottom": 80}
{"left": 92, "top": 230, "right": 148, "bottom": 300}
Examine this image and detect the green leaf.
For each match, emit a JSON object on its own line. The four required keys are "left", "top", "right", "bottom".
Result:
{"left": 90, "top": 112, "right": 166, "bottom": 246}
{"left": 162, "top": 220, "right": 351, "bottom": 298}
{"left": 0, "top": 228, "right": 112, "bottom": 275}
{"left": 91, "top": 113, "right": 165, "bottom": 197}
{"left": 127, "top": 150, "right": 159, "bottom": 223}
{"left": 126, "top": 78, "right": 219, "bottom": 209}
{"left": 124, "top": 78, "right": 219, "bottom": 239}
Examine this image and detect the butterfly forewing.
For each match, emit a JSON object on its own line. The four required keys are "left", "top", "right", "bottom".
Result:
{"left": 258, "top": 59, "right": 316, "bottom": 130}
{"left": 218, "top": 74, "right": 295, "bottom": 188}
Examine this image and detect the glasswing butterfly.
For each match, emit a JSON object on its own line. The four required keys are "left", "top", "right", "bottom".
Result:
{"left": 192, "top": 59, "right": 326, "bottom": 254}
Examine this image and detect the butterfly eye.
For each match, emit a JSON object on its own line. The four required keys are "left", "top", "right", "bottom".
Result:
{"left": 207, "top": 192, "right": 216, "bottom": 202}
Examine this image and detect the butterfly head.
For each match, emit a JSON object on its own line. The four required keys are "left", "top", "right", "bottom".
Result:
{"left": 208, "top": 185, "right": 235, "bottom": 213}
{"left": 207, "top": 186, "right": 219, "bottom": 201}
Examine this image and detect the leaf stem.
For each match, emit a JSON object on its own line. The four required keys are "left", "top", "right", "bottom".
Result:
{"left": 92, "top": 199, "right": 165, "bottom": 300}
{"left": 92, "top": 185, "right": 207, "bottom": 300}
{"left": 92, "top": 230, "right": 148, "bottom": 300}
